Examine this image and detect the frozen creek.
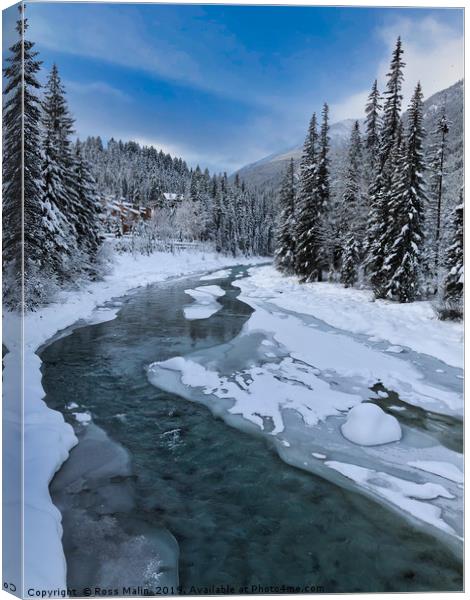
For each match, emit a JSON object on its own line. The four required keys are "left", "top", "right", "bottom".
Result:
{"left": 42, "top": 265, "right": 463, "bottom": 594}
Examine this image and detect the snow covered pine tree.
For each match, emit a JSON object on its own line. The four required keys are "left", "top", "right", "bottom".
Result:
{"left": 275, "top": 158, "right": 296, "bottom": 274}
{"left": 438, "top": 193, "right": 464, "bottom": 319}
{"left": 427, "top": 105, "right": 450, "bottom": 276}
{"left": 340, "top": 121, "right": 365, "bottom": 287}
{"left": 366, "top": 37, "right": 406, "bottom": 299}
{"left": 42, "top": 64, "right": 103, "bottom": 279}
{"left": 2, "top": 5, "right": 47, "bottom": 309}
{"left": 382, "top": 82, "right": 426, "bottom": 302}
{"left": 295, "top": 113, "right": 323, "bottom": 282}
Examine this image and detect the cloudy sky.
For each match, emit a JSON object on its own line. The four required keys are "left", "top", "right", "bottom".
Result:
{"left": 3, "top": 2, "right": 464, "bottom": 173}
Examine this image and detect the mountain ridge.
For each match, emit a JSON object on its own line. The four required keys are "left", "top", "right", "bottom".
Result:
{"left": 233, "top": 80, "right": 463, "bottom": 193}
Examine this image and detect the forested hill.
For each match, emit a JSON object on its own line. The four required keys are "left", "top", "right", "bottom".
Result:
{"left": 233, "top": 80, "right": 463, "bottom": 202}
{"left": 79, "top": 136, "right": 277, "bottom": 257}
{"left": 80, "top": 137, "right": 191, "bottom": 206}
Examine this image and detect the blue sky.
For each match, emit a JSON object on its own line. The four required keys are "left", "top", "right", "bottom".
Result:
{"left": 3, "top": 2, "right": 464, "bottom": 173}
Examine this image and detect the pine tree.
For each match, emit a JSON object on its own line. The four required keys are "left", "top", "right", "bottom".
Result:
{"left": 366, "top": 37, "right": 406, "bottom": 298}
{"left": 42, "top": 64, "right": 103, "bottom": 274}
{"left": 378, "top": 38, "right": 405, "bottom": 170}
{"left": 318, "top": 103, "right": 333, "bottom": 273}
{"left": 71, "top": 141, "right": 103, "bottom": 274}
{"left": 364, "top": 79, "right": 382, "bottom": 173}
{"left": 317, "top": 103, "right": 330, "bottom": 212}
{"left": 42, "top": 64, "right": 81, "bottom": 234}
{"left": 438, "top": 194, "right": 463, "bottom": 320}
{"left": 275, "top": 159, "right": 296, "bottom": 274}
{"left": 40, "top": 134, "right": 76, "bottom": 278}
{"left": 2, "top": 5, "right": 46, "bottom": 309}
{"left": 428, "top": 105, "right": 450, "bottom": 272}
{"left": 340, "top": 121, "right": 365, "bottom": 286}
{"left": 42, "top": 64, "right": 75, "bottom": 160}
{"left": 295, "top": 113, "right": 322, "bottom": 282}
{"left": 340, "top": 234, "right": 361, "bottom": 288}
{"left": 383, "top": 83, "right": 426, "bottom": 302}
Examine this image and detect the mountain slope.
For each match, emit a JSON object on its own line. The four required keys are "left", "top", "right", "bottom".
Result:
{"left": 233, "top": 81, "right": 463, "bottom": 197}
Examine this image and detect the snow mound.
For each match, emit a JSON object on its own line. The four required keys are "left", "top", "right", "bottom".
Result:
{"left": 341, "top": 403, "right": 402, "bottom": 446}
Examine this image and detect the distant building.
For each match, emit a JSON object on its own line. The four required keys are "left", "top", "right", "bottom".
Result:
{"left": 102, "top": 196, "right": 153, "bottom": 235}
{"left": 155, "top": 192, "right": 185, "bottom": 207}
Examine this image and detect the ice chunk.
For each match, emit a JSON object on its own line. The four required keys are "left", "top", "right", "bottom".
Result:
{"left": 199, "top": 269, "right": 232, "bottom": 281}
{"left": 183, "top": 285, "right": 225, "bottom": 320}
{"left": 149, "top": 356, "right": 361, "bottom": 436}
{"left": 73, "top": 412, "right": 92, "bottom": 424}
{"left": 341, "top": 403, "right": 401, "bottom": 446}
{"left": 86, "top": 306, "right": 120, "bottom": 325}
{"left": 408, "top": 460, "right": 464, "bottom": 484}
{"left": 386, "top": 345, "right": 404, "bottom": 353}
{"left": 326, "top": 460, "right": 456, "bottom": 535}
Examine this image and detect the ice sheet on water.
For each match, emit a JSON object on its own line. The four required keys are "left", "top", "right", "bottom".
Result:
{"left": 235, "top": 265, "right": 463, "bottom": 369}
{"left": 147, "top": 274, "right": 463, "bottom": 548}
{"left": 325, "top": 460, "right": 455, "bottom": 535}
{"left": 85, "top": 306, "right": 121, "bottom": 325}
{"left": 183, "top": 285, "right": 225, "bottom": 320}
{"left": 151, "top": 355, "right": 361, "bottom": 434}
{"left": 386, "top": 345, "right": 405, "bottom": 353}
{"left": 234, "top": 282, "right": 462, "bottom": 417}
{"left": 199, "top": 269, "right": 232, "bottom": 281}
{"left": 407, "top": 460, "right": 464, "bottom": 484}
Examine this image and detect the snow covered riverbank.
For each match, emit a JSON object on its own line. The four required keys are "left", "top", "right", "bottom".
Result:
{"left": 240, "top": 266, "right": 463, "bottom": 369}
{"left": 148, "top": 264, "right": 463, "bottom": 552}
{"left": 2, "top": 250, "right": 266, "bottom": 595}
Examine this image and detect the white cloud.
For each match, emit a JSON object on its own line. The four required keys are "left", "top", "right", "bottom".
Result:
{"left": 331, "top": 15, "right": 463, "bottom": 122}
{"left": 65, "top": 80, "right": 131, "bottom": 102}
{"left": 27, "top": 6, "right": 267, "bottom": 108}
{"left": 123, "top": 135, "right": 240, "bottom": 173}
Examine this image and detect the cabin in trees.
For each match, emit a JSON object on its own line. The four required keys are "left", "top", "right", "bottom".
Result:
{"left": 151, "top": 191, "right": 185, "bottom": 209}
{"left": 102, "top": 196, "right": 153, "bottom": 235}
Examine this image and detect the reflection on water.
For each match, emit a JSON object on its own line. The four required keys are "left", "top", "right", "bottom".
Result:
{"left": 370, "top": 383, "right": 463, "bottom": 453}
{"left": 42, "top": 267, "right": 462, "bottom": 593}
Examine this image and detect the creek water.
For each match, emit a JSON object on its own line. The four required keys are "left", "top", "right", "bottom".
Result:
{"left": 41, "top": 266, "right": 463, "bottom": 594}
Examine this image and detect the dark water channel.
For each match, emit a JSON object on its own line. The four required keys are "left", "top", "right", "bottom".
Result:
{"left": 41, "top": 266, "right": 463, "bottom": 593}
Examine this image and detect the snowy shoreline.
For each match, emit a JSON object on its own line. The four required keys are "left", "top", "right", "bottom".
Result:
{"left": 148, "top": 264, "right": 463, "bottom": 552}
{"left": 2, "top": 250, "right": 266, "bottom": 595}
{"left": 3, "top": 257, "right": 463, "bottom": 592}
{"left": 238, "top": 266, "right": 463, "bottom": 369}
